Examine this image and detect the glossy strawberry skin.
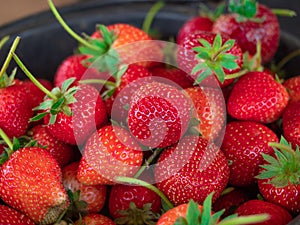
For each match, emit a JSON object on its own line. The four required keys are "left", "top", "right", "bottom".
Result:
{"left": 62, "top": 161, "right": 107, "bottom": 213}
{"left": 0, "top": 83, "right": 33, "bottom": 138}
{"left": 75, "top": 214, "right": 116, "bottom": 225}
{"left": 108, "top": 184, "right": 162, "bottom": 219}
{"left": 0, "top": 147, "right": 69, "bottom": 224}
{"left": 44, "top": 84, "right": 107, "bottom": 145}
{"left": 221, "top": 121, "right": 278, "bottom": 187}
{"left": 29, "top": 125, "right": 75, "bottom": 167}
{"left": 128, "top": 82, "right": 191, "bottom": 148}
{"left": 77, "top": 125, "right": 143, "bottom": 185}
{"left": 212, "top": 4, "right": 279, "bottom": 64}
{"left": 155, "top": 136, "right": 229, "bottom": 206}
{"left": 235, "top": 200, "right": 293, "bottom": 225}
{"left": 177, "top": 16, "right": 213, "bottom": 45}
{"left": 0, "top": 205, "right": 35, "bottom": 225}
{"left": 177, "top": 31, "right": 243, "bottom": 87}
{"left": 156, "top": 203, "right": 203, "bottom": 225}
{"left": 283, "top": 75, "right": 300, "bottom": 103}
{"left": 227, "top": 71, "right": 289, "bottom": 123}
{"left": 282, "top": 101, "right": 300, "bottom": 148}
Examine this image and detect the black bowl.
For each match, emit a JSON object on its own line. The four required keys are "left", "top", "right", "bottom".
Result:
{"left": 0, "top": 0, "right": 299, "bottom": 224}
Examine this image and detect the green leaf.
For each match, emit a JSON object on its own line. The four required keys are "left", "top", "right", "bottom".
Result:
{"left": 186, "top": 200, "right": 200, "bottom": 224}
{"left": 61, "top": 77, "right": 76, "bottom": 92}
{"left": 12, "top": 138, "right": 20, "bottom": 151}
{"left": 229, "top": 0, "right": 257, "bottom": 18}
{"left": 194, "top": 68, "right": 213, "bottom": 85}
{"left": 50, "top": 97, "right": 65, "bottom": 114}
{"left": 0, "top": 150, "right": 9, "bottom": 165}
{"left": 223, "top": 39, "right": 235, "bottom": 52}
{"left": 49, "top": 114, "right": 57, "bottom": 125}
{"left": 211, "top": 64, "right": 225, "bottom": 83}
{"left": 30, "top": 112, "right": 48, "bottom": 122}
{"left": 33, "top": 99, "right": 53, "bottom": 111}
{"left": 261, "top": 153, "right": 280, "bottom": 166}
{"left": 174, "top": 217, "right": 188, "bottom": 225}
{"left": 198, "top": 39, "right": 212, "bottom": 49}
{"left": 212, "top": 33, "right": 222, "bottom": 51}
{"left": 191, "top": 62, "right": 206, "bottom": 75}
{"left": 279, "top": 136, "right": 290, "bottom": 146}
{"left": 201, "top": 192, "right": 214, "bottom": 225}
{"left": 220, "top": 59, "right": 238, "bottom": 70}
{"left": 98, "top": 24, "right": 115, "bottom": 46}
{"left": 256, "top": 170, "right": 278, "bottom": 179}
{"left": 210, "top": 209, "right": 225, "bottom": 224}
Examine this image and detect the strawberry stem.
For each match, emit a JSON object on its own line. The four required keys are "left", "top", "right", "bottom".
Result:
{"left": 47, "top": 0, "right": 99, "bottom": 51}
{"left": 0, "top": 36, "right": 20, "bottom": 79}
{"left": 225, "top": 69, "right": 248, "bottom": 80}
{"left": 271, "top": 9, "right": 296, "bottom": 17}
{"left": 79, "top": 79, "right": 116, "bottom": 87}
{"left": 114, "top": 176, "right": 174, "bottom": 209}
{"left": 142, "top": 1, "right": 165, "bottom": 34}
{"left": 217, "top": 214, "right": 269, "bottom": 225}
{"left": 0, "top": 128, "right": 13, "bottom": 151}
{"left": 12, "top": 53, "right": 58, "bottom": 100}
{"left": 274, "top": 49, "right": 300, "bottom": 74}
{"left": 0, "top": 35, "right": 9, "bottom": 50}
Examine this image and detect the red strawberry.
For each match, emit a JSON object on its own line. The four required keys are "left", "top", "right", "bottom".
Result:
{"left": 62, "top": 161, "right": 107, "bottom": 213}
{"left": 177, "top": 31, "right": 243, "bottom": 87}
{"left": 108, "top": 184, "right": 161, "bottom": 223}
{"left": 74, "top": 214, "right": 116, "bottom": 225}
{"left": 151, "top": 66, "right": 194, "bottom": 89}
{"left": 0, "top": 146, "right": 69, "bottom": 224}
{"left": 212, "top": 3, "right": 280, "bottom": 64}
{"left": 28, "top": 125, "right": 75, "bottom": 167}
{"left": 235, "top": 200, "right": 292, "bottom": 225}
{"left": 184, "top": 86, "right": 226, "bottom": 142}
{"left": 177, "top": 16, "right": 214, "bottom": 45}
{"left": 77, "top": 124, "right": 143, "bottom": 185}
{"left": 256, "top": 136, "right": 300, "bottom": 214}
{"left": 282, "top": 101, "right": 300, "bottom": 148}
{"left": 283, "top": 75, "right": 300, "bottom": 103}
{"left": 227, "top": 71, "right": 289, "bottom": 123}
{"left": 0, "top": 204, "right": 35, "bottom": 225}
{"left": 127, "top": 81, "right": 191, "bottom": 148}
{"left": 42, "top": 83, "right": 107, "bottom": 145}
{"left": 221, "top": 121, "right": 278, "bottom": 187}
{"left": 154, "top": 135, "right": 229, "bottom": 206}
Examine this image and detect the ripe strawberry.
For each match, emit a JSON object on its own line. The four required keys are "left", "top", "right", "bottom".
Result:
{"left": 108, "top": 184, "right": 161, "bottom": 224}
{"left": 77, "top": 124, "right": 143, "bottom": 185}
{"left": 62, "top": 161, "right": 107, "bottom": 213}
{"left": 151, "top": 66, "right": 193, "bottom": 89}
{"left": 221, "top": 121, "right": 278, "bottom": 187}
{"left": 127, "top": 81, "right": 191, "bottom": 148}
{"left": 256, "top": 136, "right": 300, "bottom": 214}
{"left": 0, "top": 146, "right": 69, "bottom": 224}
{"left": 28, "top": 125, "right": 75, "bottom": 167}
{"left": 227, "top": 71, "right": 289, "bottom": 123}
{"left": 0, "top": 204, "right": 35, "bottom": 225}
{"left": 177, "top": 16, "right": 214, "bottom": 45}
{"left": 184, "top": 86, "right": 226, "bottom": 142}
{"left": 75, "top": 214, "right": 116, "bottom": 225}
{"left": 283, "top": 75, "right": 300, "bottom": 103}
{"left": 155, "top": 135, "right": 229, "bottom": 206}
{"left": 177, "top": 31, "right": 243, "bottom": 87}
{"left": 212, "top": 3, "right": 280, "bottom": 64}
{"left": 235, "top": 200, "right": 292, "bottom": 225}
{"left": 282, "top": 101, "right": 300, "bottom": 148}
{"left": 212, "top": 188, "right": 251, "bottom": 218}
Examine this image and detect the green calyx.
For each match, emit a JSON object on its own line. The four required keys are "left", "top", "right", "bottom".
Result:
{"left": 198, "top": 3, "right": 226, "bottom": 21}
{"left": 114, "top": 202, "right": 160, "bottom": 225}
{"left": 173, "top": 192, "right": 268, "bottom": 225}
{"left": 31, "top": 78, "right": 78, "bottom": 124}
{"left": 229, "top": 0, "right": 258, "bottom": 21}
{"left": 256, "top": 136, "right": 300, "bottom": 187}
{"left": 192, "top": 33, "right": 239, "bottom": 84}
{"left": 242, "top": 40, "right": 263, "bottom": 72}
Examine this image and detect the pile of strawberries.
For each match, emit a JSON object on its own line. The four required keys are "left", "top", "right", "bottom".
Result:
{"left": 0, "top": 0, "right": 299, "bottom": 224}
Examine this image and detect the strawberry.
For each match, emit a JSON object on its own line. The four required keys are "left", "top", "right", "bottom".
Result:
{"left": 235, "top": 200, "right": 292, "bottom": 225}
{"left": 256, "top": 136, "right": 300, "bottom": 214}
{"left": 212, "top": 188, "right": 251, "bottom": 218}
{"left": 127, "top": 81, "right": 191, "bottom": 148}
{"left": 151, "top": 66, "right": 194, "bottom": 89}
{"left": 227, "top": 71, "right": 289, "bottom": 123}
{"left": 28, "top": 125, "right": 75, "bottom": 167}
{"left": 177, "top": 16, "right": 213, "bottom": 45}
{"left": 62, "top": 161, "right": 107, "bottom": 213}
{"left": 154, "top": 135, "right": 229, "bottom": 206}
{"left": 283, "top": 75, "right": 300, "bottom": 103}
{"left": 212, "top": 3, "right": 280, "bottom": 64}
{"left": 108, "top": 184, "right": 161, "bottom": 224}
{"left": 74, "top": 214, "right": 116, "bottom": 225}
{"left": 77, "top": 124, "right": 143, "bottom": 185}
{"left": 177, "top": 31, "right": 243, "bottom": 87}
{"left": 156, "top": 192, "right": 268, "bottom": 225}
{"left": 221, "top": 121, "right": 278, "bottom": 187}
{"left": 184, "top": 86, "right": 226, "bottom": 142}
{"left": 282, "top": 101, "right": 300, "bottom": 148}
{"left": 0, "top": 204, "right": 35, "bottom": 225}
{"left": 0, "top": 131, "right": 69, "bottom": 224}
